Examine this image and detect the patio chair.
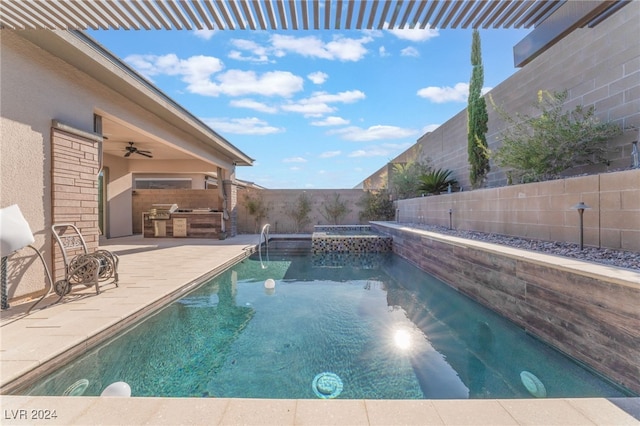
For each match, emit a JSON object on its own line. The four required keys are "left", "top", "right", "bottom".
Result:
{"left": 51, "top": 223, "right": 119, "bottom": 298}
{"left": 0, "top": 204, "right": 54, "bottom": 314}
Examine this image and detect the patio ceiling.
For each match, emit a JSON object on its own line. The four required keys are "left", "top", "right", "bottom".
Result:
{"left": 0, "top": 0, "right": 573, "bottom": 31}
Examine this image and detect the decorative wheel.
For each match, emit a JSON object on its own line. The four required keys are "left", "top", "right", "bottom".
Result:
{"left": 68, "top": 254, "right": 99, "bottom": 286}
{"left": 54, "top": 280, "right": 71, "bottom": 296}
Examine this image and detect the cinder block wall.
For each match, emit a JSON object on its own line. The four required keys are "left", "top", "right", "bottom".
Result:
{"left": 362, "top": 2, "right": 640, "bottom": 191}
{"left": 372, "top": 222, "right": 640, "bottom": 395}
{"left": 236, "top": 188, "right": 367, "bottom": 234}
{"left": 131, "top": 189, "right": 220, "bottom": 234}
{"left": 395, "top": 169, "right": 640, "bottom": 252}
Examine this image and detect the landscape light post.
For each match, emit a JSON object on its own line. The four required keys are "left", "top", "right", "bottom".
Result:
{"left": 572, "top": 202, "right": 590, "bottom": 251}
{"left": 449, "top": 209, "right": 453, "bottom": 230}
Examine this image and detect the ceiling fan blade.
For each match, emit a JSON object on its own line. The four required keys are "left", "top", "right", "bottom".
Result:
{"left": 137, "top": 151, "right": 153, "bottom": 158}
{"left": 124, "top": 151, "right": 132, "bottom": 157}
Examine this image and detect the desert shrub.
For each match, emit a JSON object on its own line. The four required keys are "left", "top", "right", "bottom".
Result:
{"left": 283, "top": 192, "right": 313, "bottom": 233}
{"left": 242, "top": 191, "right": 270, "bottom": 233}
{"left": 357, "top": 190, "right": 395, "bottom": 222}
{"left": 320, "top": 193, "right": 351, "bottom": 225}
{"left": 492, "top": 90, "right": 622, "bottom": 183}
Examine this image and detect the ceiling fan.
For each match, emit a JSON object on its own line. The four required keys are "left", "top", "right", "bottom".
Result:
{"left": 124, "top": 142, "right": 153, "bottom": 158}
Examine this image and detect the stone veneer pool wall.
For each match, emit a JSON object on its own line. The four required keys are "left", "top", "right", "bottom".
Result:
{"left": 370, "top": 221, "right": 640, "bottom": 395}
{"left": 311, "top": 225, "right": 392, "bottom": 254}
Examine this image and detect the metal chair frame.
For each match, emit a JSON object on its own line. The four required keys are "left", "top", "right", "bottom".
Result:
{"left": 51, "top": 223, "right": 119, "bottom": 298}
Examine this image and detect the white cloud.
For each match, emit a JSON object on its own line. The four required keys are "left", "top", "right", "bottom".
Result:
{"left": 271, "top": 34, "right": 373, "bottom": 61}
{"left": 308, "top": 71, "right": 328, "bottom": 84}
{"left": 283, "top": 157, "right": 307, "bottom": 163}
{"left": 125, "top": 53, "right": 304, "bottom": 98}
{"left": 329, "top": 125, "right": 418, "bottom": 141}
{"left": 319, "top": 151, "right": 341, "bottom": 158}
{"left": 282, "top": 90, "right": 365, "bottom": 117}
{"left": 202, "top": 117, "right": 283, "bottom": 135}
{"left": 387, "top": 25, "right": 439, "bottom": 42}
{"left": 348, "top": 142, "right": 413, "bottom": 157}
{"left": 311, "top": 116, "right": 350, "bottom": 127}
{"left": 308, "top": 90, "right": 366, "bottom": 104}
{"left": 281, "top": 102, "right": 335, "bottom": 116}
{"left": 191, "top": 69, "right": 304, "bottom": 97}
{"left": 230, "top": 99, "right": 278, "bottom": 113}
{"left": 417, "top": 82, "right": 469, "bottom": 103}
{"left": 401, "top": 47, "right": 420, "bottom": 57}
{"left": 379, "top": 46, "right": 390, "bottom": 57}
{"left": 289, "top": 166, "right": 301, "bottom": 171}
{"left": 228, "top": 39, "right": 270, "bottom": 62}
{"left": 193, "top": 29, "right": 216, "bottom": 40}
{"left": 125, "top": 53, "right": 224, "bottom": 84}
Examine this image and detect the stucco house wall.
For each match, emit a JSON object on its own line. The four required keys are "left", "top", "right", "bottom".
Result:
{"left": 1, "top": 31, "right": 246, "bottom": 301}
{"left": 361, "top": 1, "right": 639, "bottom": 191}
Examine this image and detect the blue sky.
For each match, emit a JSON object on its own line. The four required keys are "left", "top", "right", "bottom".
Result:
{"left": 88, "top": 26, "right": 530, "bottom": 189}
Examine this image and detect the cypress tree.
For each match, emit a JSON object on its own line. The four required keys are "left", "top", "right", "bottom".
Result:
{"left": 467, "top": 29, "right": 490, "bottom": 188}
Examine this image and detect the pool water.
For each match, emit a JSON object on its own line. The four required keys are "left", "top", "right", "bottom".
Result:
{"left": 23, "top": 252, "right": 632, "bottom": 399}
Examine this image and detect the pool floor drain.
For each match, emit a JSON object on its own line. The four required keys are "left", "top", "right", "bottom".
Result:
{"left": 312, "top": 372, "right": 343, "bottom": 399}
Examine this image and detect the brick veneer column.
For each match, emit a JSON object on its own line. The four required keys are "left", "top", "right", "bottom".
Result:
{"left": 51, "top": 125, "right": 101, "bottom": 281}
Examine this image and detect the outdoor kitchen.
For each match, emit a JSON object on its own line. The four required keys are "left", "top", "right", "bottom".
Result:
{"left": 134, "top": 188, "right": 227, "bottom": 239}
{"left": 143, "top": 204, "right": 225, "bottom": 239}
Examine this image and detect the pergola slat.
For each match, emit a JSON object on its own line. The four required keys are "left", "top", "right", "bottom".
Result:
{"left": 203, "top": 0, "right": 226, "bottom": 30}
{"left": 440, "top": 0, "right": 464, "bottom": 28}
{"left": 378, "top": 0, "right": 394, "bottom": 30}
{"left": 275, "top": 0, "right": 287, "bottom": 29}
{"left": 250, "top": 0, "right": 267, "bottom": 30}
{"left": 398, "top": 0, "right": 416, "bottom": 29}
{"left": 215, "top": 0, "right": 235, "bottom": 29}
{"left": 263, "top": 0, "right": 277, "bottom": 29}
{"left": 356, "top": 0, "right": 367, "bottom": 29}
{"left": 367, "top": 0, "right": 379, "bottom": 29}
{"left": 0, "top": 0, "right": 624, "bottom": 31}
{"left": 420, "top": 1, "right": 440, "bottom": 29}
{"left": 451, "top": 0, "right": 476, "bottom": 29}
{"left": 333, "top": 0, "right": 341, "bottom": 30}
{"left": 287, "top": 0, "right": 297, "bottom": 30}
{"left": 106, "top": 0, "right": 140, "bottom": 30}
{"left": 192, "top": 0, "right": 216, "bottom": 30}
{"left": 178, "top": 0, "right": 204, "bottom": 30}
{"left": 227, "top": 0, "right": 246, "bottom": 30}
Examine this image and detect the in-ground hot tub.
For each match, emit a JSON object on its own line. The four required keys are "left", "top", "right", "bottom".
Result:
{"left": 311, "top": 225, "right": 392, "bottom": 254}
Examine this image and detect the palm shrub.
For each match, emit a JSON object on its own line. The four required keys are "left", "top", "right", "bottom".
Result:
{"left": 418, "top": 169, "right": 458, "bottom": 195}
{"left": 390, "top": 160, "right": 431, "bottom": 200}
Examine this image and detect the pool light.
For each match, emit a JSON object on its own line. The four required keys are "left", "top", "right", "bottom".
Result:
{"left": 101, "top": 381, "right": 131, "bottom": 397}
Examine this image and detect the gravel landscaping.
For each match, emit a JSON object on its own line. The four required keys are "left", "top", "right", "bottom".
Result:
{"left": 402, "top": 223, "right": 640, "bottom": 272}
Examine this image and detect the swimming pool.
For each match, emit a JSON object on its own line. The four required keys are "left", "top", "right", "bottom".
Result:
{"left": 22, "top": 251, "right": 632, "bottom": 399}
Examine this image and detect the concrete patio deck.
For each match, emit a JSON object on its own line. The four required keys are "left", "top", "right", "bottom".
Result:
{"left": 1, "top": 234, "right": 638, "bottom": 425}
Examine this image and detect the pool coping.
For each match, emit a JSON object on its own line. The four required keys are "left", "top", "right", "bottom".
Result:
{"left": 1, "top": 232, "right": 639, "bottom": 425}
